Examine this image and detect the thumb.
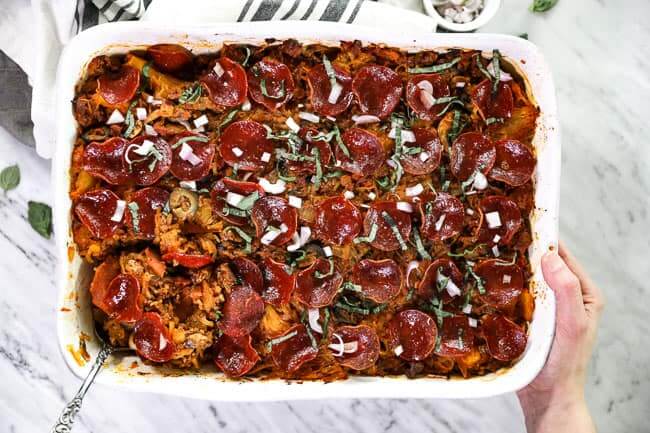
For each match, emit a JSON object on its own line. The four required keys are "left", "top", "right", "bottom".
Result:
{"left": 542, "top": 251, "right": 585, "bottom": 323}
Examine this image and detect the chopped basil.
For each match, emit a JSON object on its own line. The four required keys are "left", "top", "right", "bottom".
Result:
{"left": 519, "top": 33, "right": 529, "bottom": 40}
{"left": 466, "top": 262, "right": 485, "bottom": 294}
{"left": 381, "top": 211, "right": 407, "bottom": 251}
{"left": 240, "top": 46, "right": 251, "bottom": 66}
{"left": 335, "top": 302, "right": 370, "bottom": 315}
{"left": 332, "top": 125, "right": 349, "bottom": 158}
{"left": 530, "top": 0, "right": 558, "bottom": 13}
{"left": 122, "top": 101, "right": 138, "bottom": 138}
{"left": 322, "top": 55, "right": 337, "bottom": 88}
{"left": 448, "top": 109, "right": 462, "bottom": 144}
{"left": 447, "top": 244, "right": 485, "bottom": 258}
{"left": 474, "top": 54, "right": 494, "bottom": 82}
{"left": 221, "top": 205, "right": 248, "bottom": 218}
{"left": 311, "top": 147, "right": 322, "bottom": 190}
{"left": 403, "top": 146, "right": 423, "bottom": 156}
{"left": 265, "top": 330, "right": 298, "bottom": 351}
{"left": 142, "top": 62, "right": 152, "bottom": 79}
{"left": 320, "top": 308, "right": 331, "bottom": 343}
{"left": 171, "top": 134, "right": 209, "bottom": 150}
{"left": 412, "top": 227, "right": 432, "bottom": 260}
{"left": 376, "top": 176, "right": 391, "bottom": 190}
{"left": 339, "top": 281, "right": 363, "bottom": 293}
{"left": 325, "top": 170, "right": 344, "bottom": 178}
{"left": 441, "top": 180, "right": 451, "bottom": 192}
{"left": 260, "top": 79, "right": 285, "bottom": 99}
{"left": 146, "top": 146, "right": 164, "bottom": 172}
{"left": 179, "top": 83, "right": 202, "bottom": 104}
{"left": 437, "top": 98, "right": 465, "bottom": 117}
{"left": 218, "top": 109, "right": 239, "bottom": 129}
{"left": 353, "top": 223, "right": 378, "bottom": 244}
{"left": 436, "top": 273, "right": 450, "bottom": 293}
{"left": 127, "top": 202, "right": 140, "bottom": 233}
{"left": 234, "top": 191, "right": 260, "bottom": 211}
{"left": 27, "top": 201, "right": 52, "bottom": 238}
{"left": 0, "top": 164, "right": 20, "bottom": 193}
{"left": 486, "top": 117, "right": 504, "bottom": 125}
{"left": 275, "top": 159, "right": 296, "bottom": 182}
{"left": 492, "top": 50, "right": 501, "bottom": 95}
{"left": 408, "top": 57, "right": 461, "bottom": 74}
{"left": 224, "top": 226, "right": 253, "bottom": 253}
{"left": 300, "top": 310, "right": 319, "bottom": 349}
{"left": 494, "top": 252, "right": 518, "bottom": 266}
{"left": 314, "top": 258, "right": 335, "bottom": 279}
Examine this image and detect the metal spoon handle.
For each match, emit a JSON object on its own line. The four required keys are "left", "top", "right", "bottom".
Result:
{"left": 51, "top": 343, "right": 114, "bottom": 433}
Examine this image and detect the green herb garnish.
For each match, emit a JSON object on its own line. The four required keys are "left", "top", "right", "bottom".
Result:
{"left": 218, "top": 109, "right": 239, "bottom": 130}
{"left": 530, "top": 0, "right": 558, "bottom": 12}
{"left": 265, "top": 330, "right": 298, "bottom": 351}
{"left": 408, "top": 57, "right": 461, "bottom": 74}
{"left": 122, "top": 101, "right": 138, "bottom": 138}
{"left": 486, "top": 117, "right": 504, "bottom": 125}
{"left": 339, "top": 281, "right": 363, "bottom": 293}
{"left": 353, "top": 223, "right": 378, "bottom": 244}
{"left": 240, "top": 46, "right": 251, "bottom": 66}
{"left": 447, "top": 243, "right": 485, "bottom": 258}
{"left": 311, "top": 147, "right": 322, "bottom": 190}
{"left": 0, "top": 164, "right": 20, "bottom": 193}
{"left": 233, "top": 191, "right": 260, "bottom": 211}
{"left": 412, "top": 227, "right": 431, "bottom": 260}
{"left": 224, "top": 226, "right": 253, "bottom": 253}
{"left": 171, "top": 134, "right": 209, "bottom": 150}
{"left": 301, "top": 310, "right": 319, "bottom": 349}
{"left": 260, "top": 79, "right": 285, "bottom": 99}
{"left": 314, "top": 258, "right": 335, "bottom": 279}
{"left": 322, "top": 55, "right": 338, "bottom": 88}
{"left": 179, "top": 83, "right": 202, "bottom": 104}
{"left": 28, "top": 201, "right": 52, "bottom": 238}
{"left": 381, "top": 211, "right": 407, "bottom": 251}
{"left": 466, "top": 263, "right": 485, "bottom": 294}
{"left": 127, "top": 202, "right": 140, "bottom": 233}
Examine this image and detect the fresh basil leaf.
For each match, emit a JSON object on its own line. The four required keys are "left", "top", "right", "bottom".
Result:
{"left": 530, "top": 0, "right": 558, "bottom": 13}
{"left": 28, "top": 201, "right": 52, "bottom": 239}
{"left": 0, "top": 164, "right": 20, "bottom": 193}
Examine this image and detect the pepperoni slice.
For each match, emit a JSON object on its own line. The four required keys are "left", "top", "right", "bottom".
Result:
{"left": 161, "top": 252, "right": 213, "bottom": 268}
{"left": 330, "top": 325, "right": 380, "bottom": 371}
{"left": 133, "top": 312, "right": 175, "bottom": 363}
{"left": 336, "top": 128, "right": 384, "bottom": 176}
{"left": 352, "top": 65, "right": 402, "bottom": 119}
{"left": 97, "top": 66, "right": 140, "bottom": 106}
{"left": 307, "top": 63, "right": 353, "bottom": 116}
{"left": 434, "top": 314, "right": 475, "bottom": 357}
{"left": 219, "top": 285, "right": 265, "bottom": 337}
{"left": 488, "top": 139, "right": 536, "bottom": 186}
{"left": 450, "top": 132, "right": 496, "bottom": 180}
{"left": 471, "top": 79, "right": 514, "bottom": 120}
{"left": 82, "top": 137, "right": 130, "bottom": 185}
{"left": 214, "top": 334, "right": 260, "bottom": 378}
{"left": 417, "top": 258, "right": 464, "bottom": 303}
{"left": 260, "top": 257, "right": 296, "bottom": 306}
{"left": 219, "top": 120, "right": 275, "bottom": 171}
{"left": 147, "top": 44, "right": 193, "bottom": 72}
{"left": 351, "top": 259, "right": 403, "bottom": 303}
{"left": 419, "top": 192, "right": 465, "bottom": 242}
{"left": 400, "top": 127, "right": 442, "bottom": 175}
{"left": 313, "top": 196, "right": 362, "bottom": 246}
{"left": 247, "top": 59, "right": 295, "bottom": 111}
{"left": 482, "top": 314, "right": 527, "bottom": 361}
{"left": 169, "top": 132, "right": 215, "bottom": 181}
{"left": 475, "top": 259, "right": 524, "bottom": 309}
{"left": 295, "top": 258, "right": 343, "bottom": 308}
{"left": 251, "top": 196, "right": 297, "bottom": 246}
{"left": 125, "top": 136, "right": 172, "bottom": 186}
{"left": 125, "top": 187, "right": 169, "bottom": 239}
{"left": 405, "top": 74, "right": 451, "bottom": 120}
{"left": 478, "top": 195, "right": 523, "bottom": 245}
{"left": 200, "top": 57, "right": 248, "bottom": 107}
{"left": 285, "top": 127, "right": 333, "bottom": 174}
{"left": 363, "top": 201, "right": 412, "bottom": 252}
{"left": 386, "top": 309, "right": 438, "bottom": 362}
{"left": 103, "top": 274, "right": 143, "bottom": 323}
{"left": 231, "top": 257, "right": 264, "bottom": 293}
{"left": 90, "top": 257, "right": 121, "bottom": 313}
{"left": 211, "top": 178, "right": 265, "bottom": 226}
{"left": 74, "top": 189, "right": 123, "bottom": 239}
{"left": 269, "top": 324, "right": 319, "bottom": 373}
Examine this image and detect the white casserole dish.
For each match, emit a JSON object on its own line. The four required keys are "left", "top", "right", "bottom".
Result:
{"left": 53, "top": 21, "right": 560, "bottom": 401}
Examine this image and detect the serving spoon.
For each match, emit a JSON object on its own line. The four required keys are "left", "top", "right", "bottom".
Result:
{"left": 51, "top": 328, "right": 130, "bottom": 433}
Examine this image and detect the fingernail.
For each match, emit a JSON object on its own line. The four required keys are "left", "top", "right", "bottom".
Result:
{"left": 543, "top": 252, "right": 564, "bottom": 273}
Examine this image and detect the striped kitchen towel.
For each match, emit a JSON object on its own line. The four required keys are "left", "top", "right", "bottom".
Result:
{"left": 25, "top": 0, "right": 433, "bottom": 158}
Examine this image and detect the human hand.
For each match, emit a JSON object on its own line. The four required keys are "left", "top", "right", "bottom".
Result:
{"left": 517, "top": 241, "right": 604, "bottom": 433}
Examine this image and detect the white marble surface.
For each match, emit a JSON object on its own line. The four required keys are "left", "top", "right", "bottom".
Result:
{"left": 1, "top": 0, "right": 649, "bottom": 432}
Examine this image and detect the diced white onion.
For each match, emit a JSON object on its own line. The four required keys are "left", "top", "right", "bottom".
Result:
{"left": 213, "top": 61, "right": 225, "bottom": 77}
{"left": 174, "top": 118, "right": 192, "bottom": 131}
{"left": 288, "top": 195, "right": 303, "bottom": 208}
{"left": 419, "top": 151, "right": 430, "bottom": 162}
{"left": 241, "top": 99, "right": 252, "bottom": 111}
{"left": 468, "top": 317, "right": 478, "bottom": 328}
{"left": 286, "top": 226, "right": 311, "bottom": 252}
{"left": 388, "top": 128, "right": 416, "bottom": 143}
{"left": 322, "top": 246, "right": 333, "bottom": 257}
{"left": 308, "top": 309, "right": 323, "bottom": 334}
{"left": 419, "top": 90, "right": 437, "bottom": 110}
{"left": 260, "top": 151, "right": 271, "bottom": 162}
{"left": 136, "top": 107, "right": 147, "bottom": 121}
{"left": 111, "top": 200, "right": 127, "bottom": 222}
{"left": 396, "top": 202, "right": 413, "bottom": 213}
{"left": 327, "top": 81, "right": 343, "bottom": 104}
{"left": 367, "top": 192, "right": 377, "bottom": 200}
{"left": 466, "top": 208, "right": 475, "bottom": 215}
{"left": 285, "top": 117, "right": 300, "bottom": 133}
{"left": 456, "top": 82, "right": 466, "bottom": 88}
{"left": 406, "top": 260, "right": 420, "bottom": 287}
{"left": 326, "top": 115, "right": 336, "bottom": 122}
{"left": 106, "top": 109, "right": 125, "bottom": 125}
{"left": 226, "top": 191, "right": 245, "bottom": 207}
{"left": 193, "top": 115, "right": 209, "bottom": 128}
{"left": 352, "top": 115, "right": 381, "bottom": 125}
{"left": 258, "top": 178, "right": 286, "bottom": 194}
{"left": 280, "top": 223, "right": 289, "bottom": 233}
{"left": 159, "top": 334, "right": 168, "bottom": 351}
{"left": 261, "top": 229, "right": 281, "bottom": 245}
{"left": 446, "top": 279, "right": 462, "bottom": 297}
{"left": 343, "top": 191, "right": 355, "bottom": 200}
{"left": 434, "top": 214, "right": 447, "bottom": 231}
{"left": 232, "top": 146, "right": 244, "bottom": 157}
{"left": 487, "top": 61, "right": 513, "bottom": 82}
{"left": 179, "top": 142, "right": 202, "bottom": 166}
{"left": 145, "top": 124, "right": 158, "bottom": 136}
{"left": 503, "top": 274, "right": 512, "bottom": 284}
{"left": 133, "top": 139, "right": 155, "bottom": 156}
{"left": 386, "top": 159, "right": 397, "bottom": 169}
{"left": 328, "top": 333, "right": 358, "bottom": 357}
{"left": 298, "top": 111, "right": 320, "bottom": 123}
{"left": 179, "top": 180, "right": 196, "bottom": 190}
{"left": 416, "top": 80, "right": 434, "bottom": 94}
{"left": 492, "top": 245, "right": 501, "bottom": 257}
{"left": 405, "top": 183, "right": 424, "bottom": 197}
{"left": 493, "top": 234, "right": 501, "bottom": 243}
{"left": 485, "top": 211, "right": 502, "bottom": 229}
{"left": 462, "top": 304, "right": 472, "bottom": 314}
{"left": 360, "top": 204, "right": 370, "bottom": 209}
{"left": 473, "top": 171, "right": 488, "bottom": 190}
{"left": 393, "top": 345, "right": 404, "bottom": 356}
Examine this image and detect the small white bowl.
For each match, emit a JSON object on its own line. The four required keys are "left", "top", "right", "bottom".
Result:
{"left": 422, "top": 0, "right": 501, "bottom": 32}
